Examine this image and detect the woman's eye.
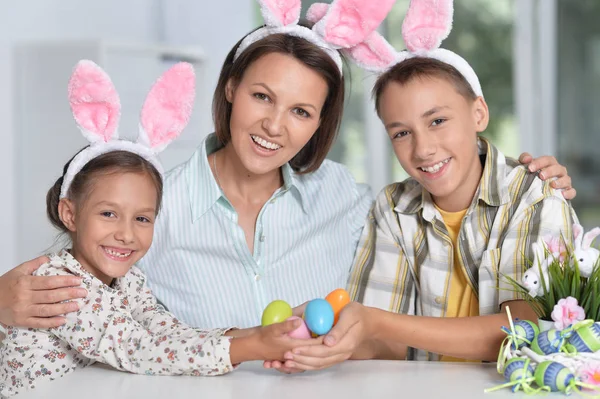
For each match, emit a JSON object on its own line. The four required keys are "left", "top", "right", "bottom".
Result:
{"left": 254, "top": 93, "right": 270, "bottom": 102}
{"left": 293, "top": 108, "right": 310, "bottom": 118}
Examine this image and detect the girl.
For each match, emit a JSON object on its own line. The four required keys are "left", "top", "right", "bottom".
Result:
{"left": 0, "top": 61, "right": 315, "bottom": 397}
{"left": 1, "top": 0, "right": 573, "bottom": 349}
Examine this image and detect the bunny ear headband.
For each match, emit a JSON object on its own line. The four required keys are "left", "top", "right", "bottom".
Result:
{"left": 322, "top": 0, "right": 483, "bottom": 97}
{"left": 60, "top": 60, "right": 195, "bottom": 199}
{"left": 234, "top": 0, "right": 396, "bottom": 74}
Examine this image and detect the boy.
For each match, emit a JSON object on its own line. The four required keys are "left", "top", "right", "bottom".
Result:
{"left": 277, "top": 56, "right": 575, "bottom": 369}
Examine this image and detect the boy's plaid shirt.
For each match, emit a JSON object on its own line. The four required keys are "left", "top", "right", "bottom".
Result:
{"left": 348, "top": 137, "right": 576, "bottom": 361}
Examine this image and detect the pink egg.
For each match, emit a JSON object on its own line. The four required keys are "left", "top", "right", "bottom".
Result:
{"left": 286, "top": 316, "right": 312, "bottom": 339}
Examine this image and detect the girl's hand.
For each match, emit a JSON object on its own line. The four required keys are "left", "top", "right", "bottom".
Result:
{"left": 280, "top": 302, "right": 373, "bottom": 371}
{"left": 229, "top": 318, "right": 322, "bottom": 364}
{"left": 518, "top": 153, "right": 575, "bottom": 199}
{"left": 0, "top": 256, "right": 87, "bottom": 328}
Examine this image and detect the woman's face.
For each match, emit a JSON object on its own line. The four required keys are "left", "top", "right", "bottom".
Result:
{"left": 225, "top": 52, "right": 329, "bottom": 175}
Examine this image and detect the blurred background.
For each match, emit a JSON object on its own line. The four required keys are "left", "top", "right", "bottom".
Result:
{"left": 1, "top": 0, "right": 599, "bottom": 272}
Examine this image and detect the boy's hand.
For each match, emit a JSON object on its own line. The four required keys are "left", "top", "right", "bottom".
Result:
{"left": 518, "top": 153, "right": 575, "bottom": 200}
{"left": 0, "top": 256, "right": 86, "bottom": 328}
{"left": 279, "top": 302, "right": 373, "bottom": 371}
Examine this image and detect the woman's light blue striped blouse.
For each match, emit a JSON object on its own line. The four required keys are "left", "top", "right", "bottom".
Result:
{"left": 137, "top": 134, "right": 373, "bottom": 328}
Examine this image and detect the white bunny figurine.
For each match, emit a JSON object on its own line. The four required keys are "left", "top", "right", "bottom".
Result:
{"left": 573, "top": 223, "right": 600, "bottom": 278}
{"left": 522, "top": 242, "right": 552, "bottom": 297}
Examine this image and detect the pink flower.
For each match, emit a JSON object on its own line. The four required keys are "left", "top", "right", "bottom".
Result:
{"left": 551, "top": 296, "right": 585, "bottom": 330}
{"left": 579, "top": 364, "right": 600, "bottom": 389}
{"left": 543, "top": 235, "right": 567, "bottom": 262}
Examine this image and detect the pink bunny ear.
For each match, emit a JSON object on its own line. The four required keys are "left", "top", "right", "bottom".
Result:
{"left": 138, "top": 62, "right": 195, "bottom": 153}
{"left": 402, "top": 0, "right": 454, "bottom": 54}
{"left": 258, "top": 0, "right": 301, "bottom": 27}
{"left": 343, "top": 31, "right": 399, "bottom": 72}
{"left": 306, "top": 3, "right": 329, "bottom": 23}
{"left": 314, "top": 0, "right": 396, "bottom": 48}
{"left": 68, "top": 60, "right": 121, "bottom": 143}
{"left": 582, "top": 227, "right": 600, "bottom": 250}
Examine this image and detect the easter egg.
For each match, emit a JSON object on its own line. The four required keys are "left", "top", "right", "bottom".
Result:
{"left": 261, "top": 300, "right": 293, "bottom": 326}
{"left": 531, "top": 329, "right": 562, "bottom": 355}
{"left": 286, "top": 316, "right": 312, "bottom": 339}
{"left": 567, "top": 322, "right": 600, "bottom": 353}
{"left": 325, "top": 288, "right": 351, "bottom": 325}
{"left": 503, "top": 358, "right": 534, "bottom": 387}
{"left": 534, "top": 361, "right": 574, "bottom": 392}
{"left": 512, "top": 320, "right": 539, "bottom": 349}
{"left": 304, "top": 299, "right": 334, "bottom": 336}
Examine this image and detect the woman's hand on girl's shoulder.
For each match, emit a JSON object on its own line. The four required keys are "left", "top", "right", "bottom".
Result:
{"left": 0, "top": 256, "right": 87, "bottom": 329}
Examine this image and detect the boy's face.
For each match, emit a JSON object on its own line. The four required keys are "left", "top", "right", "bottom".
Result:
{"left": 378, "top": 76, "right": 489, "bottom": 211}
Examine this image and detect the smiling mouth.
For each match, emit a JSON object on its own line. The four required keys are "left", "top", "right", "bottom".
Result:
{"left": 102, "top": 246, "right": 134, "bottom": 259}
{"left": 418, "top": 158, "right": 451, "bottom": 173}
{"left": 251, "top": 134, "right": 281, "bottom": 151}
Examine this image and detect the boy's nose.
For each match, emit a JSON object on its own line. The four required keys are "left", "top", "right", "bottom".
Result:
{"left": 413, "top": 133, "right": 437, "bottom": 160}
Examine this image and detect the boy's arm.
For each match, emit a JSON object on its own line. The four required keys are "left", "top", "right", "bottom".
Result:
{"left": 284, "top": 188, "right": 571, "bottom": 369}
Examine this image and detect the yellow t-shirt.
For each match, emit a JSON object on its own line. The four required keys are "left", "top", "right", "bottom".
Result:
{"left": 435, "top": 205, "right": 480, "bottom": 362}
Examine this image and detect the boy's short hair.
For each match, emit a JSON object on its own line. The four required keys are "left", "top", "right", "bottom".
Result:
{"left": 372, "top": 57, "right": 478, "bottom": 115}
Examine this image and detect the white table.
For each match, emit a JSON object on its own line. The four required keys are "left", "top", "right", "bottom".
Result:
{"left": 15, "top": 360, "right": 538, "bottom": 399}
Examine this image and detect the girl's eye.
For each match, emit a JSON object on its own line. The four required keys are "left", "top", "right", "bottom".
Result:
{"left": 431, "top": 118, "right": 446, "bottom": 126}
{"left": 293, "top": 108, "right": 311, "bottom": 118}
{"left": 101, "top": 211, "right": 116, "bottom": 218}
{"left": 254, "top": 93, "right": 270, "bottom": 102}
{"left": 136, "top": 216, "right": 151, "bottom": 223}
{"left": 393, "top": 131, "right": 410, "bottom": 139}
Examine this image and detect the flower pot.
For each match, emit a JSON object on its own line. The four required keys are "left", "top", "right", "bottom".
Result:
{"left": 538, "top": 318, "right": 554, "bottom": 332}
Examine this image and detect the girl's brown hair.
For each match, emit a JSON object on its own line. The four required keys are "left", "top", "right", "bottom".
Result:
{"left": 46, "top": 150, "right": 163, "bottom": 233}
{"left": 212, "top": 21, "right": 345, "bottom": 174}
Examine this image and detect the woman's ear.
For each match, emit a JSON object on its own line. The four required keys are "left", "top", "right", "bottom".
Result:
{"left": 58, "top": 199, "right": 78, "bottom": 233}
{"left": 225, "top": 78, "right": 236, "bottom": 103}
{"left": 473, "top": 96, "right": 489, "bottom": 133}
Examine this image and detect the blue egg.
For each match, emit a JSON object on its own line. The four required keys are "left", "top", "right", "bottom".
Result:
{"left": 304, "top": 299, "right": 334, "bottom": 336}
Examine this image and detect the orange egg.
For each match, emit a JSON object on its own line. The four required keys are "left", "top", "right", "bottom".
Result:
{"left": 325, "top": 288, "right": 351, "bottom": 325}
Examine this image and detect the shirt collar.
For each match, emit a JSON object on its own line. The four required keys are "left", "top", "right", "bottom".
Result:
{"left": 186, "top": 134, "right": 224, "bottom": 222}
{"left": 394, "top": 136, "right": 511, "bottom": 217}
{"left": 186, "top": 134, "right": 310, "bottom": 221}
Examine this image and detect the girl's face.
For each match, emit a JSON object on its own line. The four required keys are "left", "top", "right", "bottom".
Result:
{"left": 224, "top": 52, "right": 329, "bottom": 176}
{"left": 59, "top": 172, "right": 158, "bottom": 285}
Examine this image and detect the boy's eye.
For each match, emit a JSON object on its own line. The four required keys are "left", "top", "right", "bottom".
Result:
{"left": 393, "top": 131, "right": 410, "bottom": 139}
{"left": 253, "top": 92, "right": 270, "bottom": 102}
{"left": 101, "top": 211, "right": 116, "bottom": 218}
{"left": 431, "top": 118, "right": 446, "bottom": 126}
{"left": 136, "top": 216, "right": 152, "bottom": 223}
{"left": 293, "top": 108, "right": 310, "bottom": 118}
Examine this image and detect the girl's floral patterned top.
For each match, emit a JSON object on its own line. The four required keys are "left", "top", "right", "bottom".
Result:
{"left": 0, "top": 250, "right": 235, "bottom": 398}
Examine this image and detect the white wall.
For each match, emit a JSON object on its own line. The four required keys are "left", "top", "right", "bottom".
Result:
{"left": 1, "top": 1, "right": 253, "bottom": 272}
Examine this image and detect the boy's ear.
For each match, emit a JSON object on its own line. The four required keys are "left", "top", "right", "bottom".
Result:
{"left": 225, "top": 78, "right": 236, "bottom": 103}
{"left": 473, "top": 97, "right": 489, "bottom": 133}
{"left": 58, "top": 199, "right": 78, "bottom": 233}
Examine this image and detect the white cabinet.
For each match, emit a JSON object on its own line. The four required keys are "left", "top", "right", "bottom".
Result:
{"left": 13, "top": 41, "right": 207, "bottom": 260}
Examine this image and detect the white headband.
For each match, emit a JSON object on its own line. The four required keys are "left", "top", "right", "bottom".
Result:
{"left": 233, "top": 0, "right": 397, "bottom": 76}
{"left": 340, "top": 0, "right": 484, "bottom": 98}
{"left": 60, "top": 60, "right": 195, "bottom": 199}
